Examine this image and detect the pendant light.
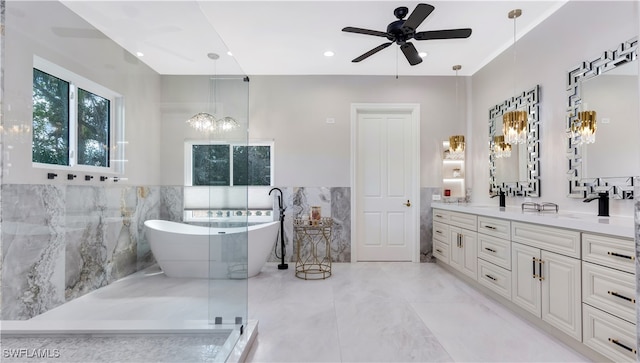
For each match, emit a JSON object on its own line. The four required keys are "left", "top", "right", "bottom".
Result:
{"left": 186, "top": 53, "right": 240, "bottom": 133}
{"left": 502, "top": 9, "right": 527, "bottom": 145}
{"left": 493, "top": 135, "right": 512, "bottom": 158}
{"left": 448, "top": 64, "right": 465, "bottom": 159}
{"left": 572, "top": 110, "right": 597, "bottom": 144}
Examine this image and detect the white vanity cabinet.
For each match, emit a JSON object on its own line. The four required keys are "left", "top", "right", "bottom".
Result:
{"left": 510, "top": 222, "right": 582, "bottom": 341}
{"left": 581, "top": 233, "right": 637, "bottom": 362}
{"left": 476, "top": 216, "right": 512, "bottom": 299}
{"left": 449, "top": 225, "right": 477, "bottom": 280}
{"left": 431, "top": 204, "right": 636, "bottom": 361}
{"left": 432, "top": 210, "right": 477, "bottom": 280}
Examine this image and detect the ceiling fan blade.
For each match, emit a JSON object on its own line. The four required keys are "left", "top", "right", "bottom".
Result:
{"left": 402, "top": 3, "right": 435, "bottom": 31}
{"left": 352, "top": 42, "right": 393, "bottom": 62}
{"left": 342, "top": 26, "right": 388, "bottom": 38}
{"left": 400, "top": 42, "right": 422, "bottom": 66}
{"left": 415, "top": 28, "right": 472, "bottom": 40}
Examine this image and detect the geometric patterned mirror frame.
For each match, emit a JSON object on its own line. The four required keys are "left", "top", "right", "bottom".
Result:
{"left": 489, "top": 84, "right": 540, "bottom": 197}
{"left": 566, "top": 37, "right": 637, "bottom": 199}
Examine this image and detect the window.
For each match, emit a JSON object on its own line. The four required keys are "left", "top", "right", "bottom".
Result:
{"left": 185, "top": 141, "right": 273, "bottom": 186}
{"left": 32, "top": 57, "right": 122, "bottom": 172}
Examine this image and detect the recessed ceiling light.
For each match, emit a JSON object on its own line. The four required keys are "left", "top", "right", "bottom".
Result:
{"left": 227, "top": 51, "right": 233, "bottom": 56}
{"left": 135, "top": 51, "right": 144, "bottom": 57}
{"left": 419, "top": 52, "right": 427, "bottom": 58}
{"left": 324, "top": 50, "right": 335, "bottom": 57}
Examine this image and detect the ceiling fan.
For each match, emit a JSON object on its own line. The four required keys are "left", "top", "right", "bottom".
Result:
{"left": 342, "top": 3, "right": 472, "bottom": 66}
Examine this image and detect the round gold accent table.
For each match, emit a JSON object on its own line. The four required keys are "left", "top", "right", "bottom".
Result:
{"left": 293, "top": 217, "right": 332, "bottom": 280}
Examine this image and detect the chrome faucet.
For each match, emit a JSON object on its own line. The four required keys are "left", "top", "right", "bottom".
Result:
{"left": 583, "top": 192, "right": 609, "bottom": 217}
{"left": 491, "top": 190, "right": 506, "bottom": 208}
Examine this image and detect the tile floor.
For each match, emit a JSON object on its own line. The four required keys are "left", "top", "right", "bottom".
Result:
{"left": 1, "top": 262, "right": 592, "bottom": 362}
{"left": 246, "top": 262, "right": 591, "bottom": 362}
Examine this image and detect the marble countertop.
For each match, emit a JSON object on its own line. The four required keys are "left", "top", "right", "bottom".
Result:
{"left": 431, "top": 203, "right": 635, "bottom": 239}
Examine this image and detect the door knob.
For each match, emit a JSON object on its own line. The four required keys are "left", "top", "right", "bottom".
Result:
{"left": 403, "top": 200, "right": 411, "bottom": 207}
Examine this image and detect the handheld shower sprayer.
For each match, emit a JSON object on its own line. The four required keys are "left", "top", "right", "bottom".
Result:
{"left": 269, "top": 187, "right": 288, "bottom": 270}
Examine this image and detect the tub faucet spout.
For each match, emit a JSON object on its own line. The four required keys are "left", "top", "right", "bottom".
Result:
{"left": 269, "top": 187, "right": 288, "bottom": 270}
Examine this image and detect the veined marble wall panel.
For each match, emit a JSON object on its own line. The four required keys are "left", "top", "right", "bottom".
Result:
{"left": 266, "top": 187, "right": 351, "bottom": 264}
{"left": 131, "top": 186, "right": 160, "bottom": 271}
{"left": 160, "top": 186, "right": 183, "bottom": 222}
{"left": 1, "top": 184, "right": 161, "bottom": 320}
{"left": 2, "top": 184, "right": 66, "bottom": 319}
{"left": 420, "top": 187, "right": 438, "bottom": 262}
{"left": 65, "top": 186, "right": 107, "bottom": 300}
{"left": 330, "top": 187, "right": 351, "bottom": 262}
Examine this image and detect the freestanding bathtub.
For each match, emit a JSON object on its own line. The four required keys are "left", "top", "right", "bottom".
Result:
{"left": 143, "top": 220, "right": 280, "bottom": 278}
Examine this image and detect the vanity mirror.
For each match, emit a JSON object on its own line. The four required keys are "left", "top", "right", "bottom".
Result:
{"left": 489, "top": 85, "right": 540, "bottom": 197}
{"left": 566, "top": 37, "right": 638, "bottom": 199}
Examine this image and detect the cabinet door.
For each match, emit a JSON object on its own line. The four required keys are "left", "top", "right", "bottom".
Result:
{"left": 460, "top": 231, "right": 477, "bottom": 280}
{"left": 541, "top": 251, "right": 582, "bottom": 341}
{"left": 511, "top": 242, "right": 541, "bottom": 317}
{"left": 449, "top": 226, "right": 464, "bottom": 272}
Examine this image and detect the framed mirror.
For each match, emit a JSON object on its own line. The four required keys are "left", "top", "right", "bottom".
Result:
{"left": 566, "top": 37, "right": 638, "bottom": 199}
{"left": 489, "top": 85, "right": 540, "bottom": 197}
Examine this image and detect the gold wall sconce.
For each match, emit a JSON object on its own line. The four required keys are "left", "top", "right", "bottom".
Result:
{"left": 449, "top": 135, "right": 465, "bottom": 159}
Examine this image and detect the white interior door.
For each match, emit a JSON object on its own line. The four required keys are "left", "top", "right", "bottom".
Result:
{"left": 352, "top": 104, "right": 419, "bottom": 261}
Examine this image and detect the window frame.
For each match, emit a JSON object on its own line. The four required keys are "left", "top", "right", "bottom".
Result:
{"left": 32, "top": 56, "right": 124, "bottom": 174}
{"left": 184, "top": 140, "right": 274, "bottom": 187}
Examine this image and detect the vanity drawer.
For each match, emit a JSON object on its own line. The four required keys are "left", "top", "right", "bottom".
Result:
{"left": 582, "top": 233, "right": 635, "bottom": 274}
{"left": 583, "top": 304, "right": 637, "bottom": 363}
{"left": 477, "top": 233, "right": 511, "bottom": 270}
{"left": 432, "top": 221, "right": 449, "bottom": 243}
{"left": 582, "top": 262, "right": 636, "bottom": 324}
{"left": 477, "top": 258, "right": 511, "bottom": 300}
{"left": 511, "top": 222, "right": 580, "bottom": 258}
{"left": 433, "top": 239, "right": 450, "bottom": 264}
{"left": 432, "top": 209, "right": 450, "bottom": 223}
{"left": 477, "top": 216, "right": 510, "bottom": 240}
{"left": 448, "top": 211, "right": 477, "bottom": 231}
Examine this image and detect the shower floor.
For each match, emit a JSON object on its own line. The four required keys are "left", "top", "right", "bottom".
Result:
{"left": 0, "top": 265, "right": 256, "bottom": 362}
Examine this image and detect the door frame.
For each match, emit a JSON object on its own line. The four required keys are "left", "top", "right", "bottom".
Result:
{"left": 350, "top": 103, "right": 421, "bottom": 263}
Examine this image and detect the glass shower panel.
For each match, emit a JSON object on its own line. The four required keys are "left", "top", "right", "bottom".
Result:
{"left": 1, "top": 0, "right": 250, "bottom": 361}
{"left": 205, "top": 76, "right": 250, "bottom": 362}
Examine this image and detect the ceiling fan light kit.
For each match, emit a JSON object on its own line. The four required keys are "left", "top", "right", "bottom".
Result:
{"left": 342, "top": 3, "right": 472, "bottom": 66}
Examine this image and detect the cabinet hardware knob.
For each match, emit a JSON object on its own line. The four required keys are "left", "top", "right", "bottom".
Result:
{"left": 608, "top": 291, "right": 636, "bottom": 303}
{"left": 436, "top": 249, "right": 442, "bottom": 253}
{"left": 484, "top": 225, "right": 497, "bottom": 230}
{"left": 484, "top": 247, "right": 496, "bottom": 253}
{"left": 485, "top": 274, "right": 497, "bottom": 281}
{"left": 608, "top": 338, "right": 637, "bottom": 354}
{"left": 607, "top": 251, "right": 635, "bottom": 260}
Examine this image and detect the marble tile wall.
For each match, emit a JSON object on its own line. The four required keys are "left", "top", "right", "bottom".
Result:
{"left": 261, "top": 186, "right": 446, "bottom": 264}
{"left": 265, "top": 187, "right": 351, "bottom": 263}
{"left": 1, "top": 184, "right": 160, "bottom": 320}
{"left": 0, "top": 183, "right": 465, "bottom": 319}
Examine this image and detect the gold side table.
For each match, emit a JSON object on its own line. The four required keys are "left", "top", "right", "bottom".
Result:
{"left": 293, "top": 217, "right": 332, "bottom": 280}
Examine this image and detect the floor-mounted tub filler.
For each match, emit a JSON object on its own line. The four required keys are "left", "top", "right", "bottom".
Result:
{"left": 144, "top": 219, "right": 280, "bottom": 278}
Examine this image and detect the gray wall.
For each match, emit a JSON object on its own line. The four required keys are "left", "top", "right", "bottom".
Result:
{"left": 470, "top": 1, "right": 639, "bottom": 216}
